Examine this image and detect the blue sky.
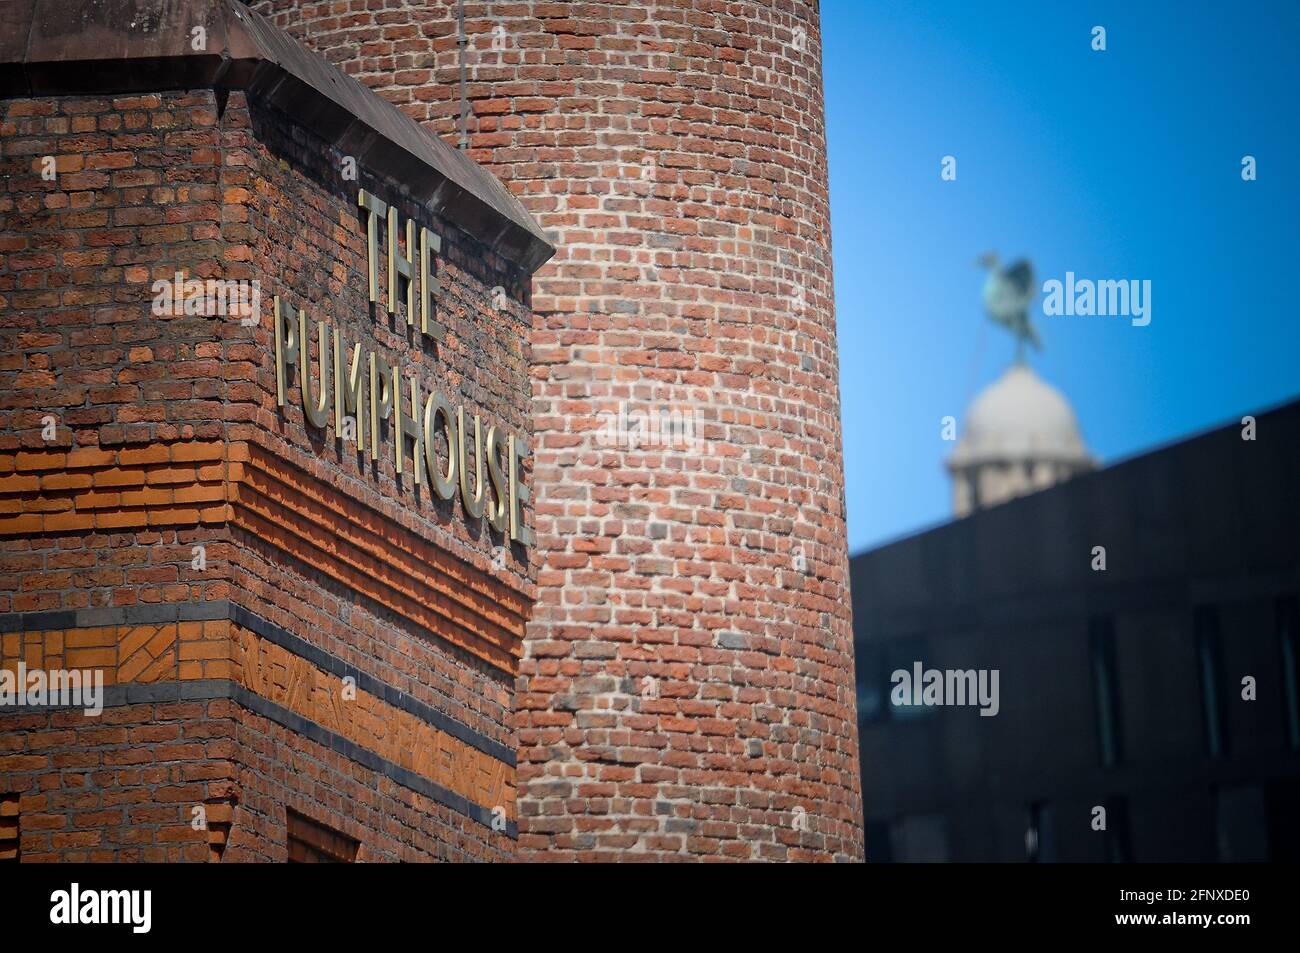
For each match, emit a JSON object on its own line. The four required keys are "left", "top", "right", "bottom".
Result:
{"left": 824, "top": 0, "right": 1300, "bottom": 553}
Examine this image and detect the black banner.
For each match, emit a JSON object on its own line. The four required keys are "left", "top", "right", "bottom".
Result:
{"left": 0, "top": 862, "right": 1277, "bottom": 942}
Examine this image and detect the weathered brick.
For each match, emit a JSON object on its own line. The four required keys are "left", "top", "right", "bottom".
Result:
{"left": 1, "top": 62, "right": 535, "bottom": 862}
{"left": 247, "top": 0, "right": 862, "bottom": 860}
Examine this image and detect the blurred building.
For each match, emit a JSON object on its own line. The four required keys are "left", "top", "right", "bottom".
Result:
{"left": 853, "top": 397, "right": 1300, "bottom": 861}
{"left": 947, "top": 363, "right": 1096, "bottom": 517}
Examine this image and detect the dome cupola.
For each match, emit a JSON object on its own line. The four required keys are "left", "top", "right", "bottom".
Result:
{"left": 947, "top": 363, "right": 1096, "bottom": 516}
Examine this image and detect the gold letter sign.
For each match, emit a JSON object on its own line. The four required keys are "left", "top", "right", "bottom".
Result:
{"left": 273, "top": 189, "right": 531, "bottom": 547}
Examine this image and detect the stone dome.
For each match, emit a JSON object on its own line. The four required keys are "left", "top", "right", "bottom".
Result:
{"left": 949, "top": 363, "right": 1093, "bottom": 467}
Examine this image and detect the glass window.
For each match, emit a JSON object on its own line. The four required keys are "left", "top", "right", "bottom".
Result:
{"left": 1026, "top": 800, "right": 1057, "bottom": 862}
{"left": 1088, "top": 616, "right": 1122, "bottom": 767}
{"left": 1103, "top": 796, "right": 1132, "bottom": 863}
{"left": 1214, "top": 784, "right": 1267, "bottom": 862}
{"left": 1195, "top": 605, "right": 1226, "bottom": 758}
{"left": 1279, "top": 595, "right": 1300, "bottom": 749}
{"left": 892, "top": 813, "right": 950, "bottom": 862}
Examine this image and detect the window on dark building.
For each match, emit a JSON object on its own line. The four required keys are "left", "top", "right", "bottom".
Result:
{"left": 1279, "top": 595, "right": 1300, "bottom": 750}
{"left": 1195, "top": 605, "right": 1226, "bottom": 758}
{"left": 1214, "top": 784, "right": 1268, "bottom": 862}
{"left": 1265, "top": 777, "right": 1300, "bottom": 862}
{"left": 1103, "top": 796, "right": 1132, "bottom": 863}
{"left": 864, "top": 819, "right": 894, "bottom": 863}
{"left": 855, "top": 642, "right": 887, "bottom": 726}
{"left": 886, "top": 637, "right": 934, "bottom": 723}
{"left": 287, "top": 809, "right": 359, "bottom": 863}
{"left": 856, "top": 636, "right": 934, "bottom": 725}
{"left": 891, "top": 813, "right": 950, "bottom": 862}
{"left": 1088, "top": 615, "right": 1122, "bottom": 767}
{"left": 1025, "top": 800, "right": 1057, "bottom": 863}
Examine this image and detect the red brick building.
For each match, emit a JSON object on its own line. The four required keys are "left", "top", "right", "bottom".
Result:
{"left": 1, "top": 0, "right": 551, "bottom": 861}
{"left": 254, "top": 0, "right": 864, "bottom": 861}
{"left": 2, "top": 0, "right": 863, "bottom": 862}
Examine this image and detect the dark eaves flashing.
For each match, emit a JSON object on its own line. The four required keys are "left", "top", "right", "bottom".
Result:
{"left": 0, "top": 0, "right": 555, "bottom": 274}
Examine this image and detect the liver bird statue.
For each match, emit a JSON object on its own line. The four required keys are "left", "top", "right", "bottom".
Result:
{"left": 977, "top": 252, "right": 1039, "bottom": 361}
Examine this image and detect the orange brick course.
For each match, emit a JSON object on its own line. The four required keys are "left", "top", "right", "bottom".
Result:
{"left": 0, "top": 442, "right": 227, "bottom": 537}
{"left": 0, "top": 439, "right": 530, "bottom": 672}
{"left": 2, "top": 622, "right": 513, "bottom": 818}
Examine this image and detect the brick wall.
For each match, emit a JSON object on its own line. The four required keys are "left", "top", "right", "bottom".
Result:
{"left": 0, "top": 699, "right": 237, "bottom": 863}
{"left": 254, "top": 0, "right": 865, "bottom": 860}
{"left": 1, "top": 58, "right": 538, "bottom": 861}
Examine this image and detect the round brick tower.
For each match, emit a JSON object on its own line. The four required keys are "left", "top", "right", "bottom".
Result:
{"left": 252, "top": 0, "right": 863, "bottom": 861}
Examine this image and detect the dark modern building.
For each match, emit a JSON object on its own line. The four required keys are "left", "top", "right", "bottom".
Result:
{"left": 852, "top": 397, "right": 1300, "bottom": 862}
